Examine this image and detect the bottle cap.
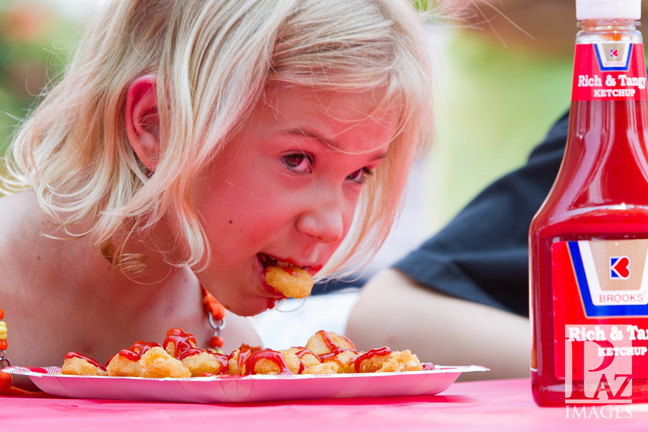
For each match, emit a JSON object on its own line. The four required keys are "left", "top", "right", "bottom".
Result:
{"left": 576, "top": 0, "right": 642, "bottom": 20}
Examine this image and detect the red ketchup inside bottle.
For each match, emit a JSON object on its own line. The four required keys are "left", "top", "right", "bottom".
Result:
{"left": 530, "top": 17, "right": 648, "bottom": 406}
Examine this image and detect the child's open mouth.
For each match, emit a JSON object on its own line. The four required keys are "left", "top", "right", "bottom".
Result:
{"left": 258, "top": 254, "right": 311, "bottom": 273}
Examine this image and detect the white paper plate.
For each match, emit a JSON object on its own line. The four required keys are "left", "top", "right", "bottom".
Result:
{"left": 4, "top": 365, "right": 488, "bottom": 403}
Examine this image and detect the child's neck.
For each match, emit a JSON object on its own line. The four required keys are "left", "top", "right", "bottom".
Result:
{"left": 21, "top": 190, "right": 190, "bottom": 311}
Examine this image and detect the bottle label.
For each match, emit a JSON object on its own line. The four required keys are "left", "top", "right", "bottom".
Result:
{"left": 552, "top": 240, "right": 648, "bottom": 387}
{"left": 572, "top": 42, "right": 647, "bottom": 101}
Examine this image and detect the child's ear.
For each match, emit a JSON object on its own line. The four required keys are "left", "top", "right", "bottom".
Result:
{"left": 125, "top": 74, "right": 160, "bottom": 172}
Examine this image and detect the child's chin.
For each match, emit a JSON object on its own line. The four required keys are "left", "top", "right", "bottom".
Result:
{"left": 233, "top": 297, "right": 279, "bottom": 317}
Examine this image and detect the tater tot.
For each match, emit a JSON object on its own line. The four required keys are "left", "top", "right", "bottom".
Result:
{"left": 305, "top": 330, "right": 355, "bottom": 356}
{"left": 61, "top": 355, "right": 107, "bottom": 376}
{"left": 181, "top": 351, "right": 227, "bottom": 377}
{"left": 106, "top": 352, "right": 141, "bottom": 377}
{"left": 264, "top": 265, "right": 314, "bottom": 299}
{"left": 139, "top": 346, "right": 191, "bottom": 378}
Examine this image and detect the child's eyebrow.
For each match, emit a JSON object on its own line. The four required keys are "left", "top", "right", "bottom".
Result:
{"left": 287, "top": 127, "right": 337, "bottom": 148}
{"left": 286, "top": 127, "right": 389, "bottom": 160}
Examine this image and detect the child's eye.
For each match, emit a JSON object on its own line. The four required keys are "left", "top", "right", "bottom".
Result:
{"left": 282, "top": 153, "right": 312, "bottom": 173}
{"left": 347, "top": 167, "right": 372, "bottom": 184}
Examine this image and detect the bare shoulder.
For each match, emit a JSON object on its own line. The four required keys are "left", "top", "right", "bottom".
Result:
{"left": 0, "top": 191, "right": 65, "bottom": 369}
{"left": 0, "top": 192, "right": 43, "bottom": 293}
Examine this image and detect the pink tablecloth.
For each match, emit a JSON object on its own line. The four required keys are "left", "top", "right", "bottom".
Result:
{"left": 1, "top": 378, "right": 647, "bottom": 431}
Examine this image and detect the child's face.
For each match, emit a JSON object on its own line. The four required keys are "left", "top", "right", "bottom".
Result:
{"left": 186, "top": 84, "right": 399, "bottom": 316}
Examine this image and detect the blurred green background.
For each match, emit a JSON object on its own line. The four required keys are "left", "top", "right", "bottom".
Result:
{"left": 0, "top": 0, "right": 86, "bottom": 161}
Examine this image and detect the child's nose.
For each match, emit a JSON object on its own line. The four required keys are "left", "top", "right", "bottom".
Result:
{"left": 295, "top": 194, "right": 344, "bottom": 244}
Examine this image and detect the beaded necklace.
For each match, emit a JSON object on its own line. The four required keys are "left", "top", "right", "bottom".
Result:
{"left": 201, "top": 286, "right": 226, "bottom": 350}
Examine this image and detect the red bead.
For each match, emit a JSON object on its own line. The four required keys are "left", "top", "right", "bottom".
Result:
{"left": 210, "top": 336, "right": 224, "bottom": 348}
{"left": 0, "top": 309, "right": 4, "bottom": 320}
{"left": 0, "top": 340, "right": 7, "bottom": 350}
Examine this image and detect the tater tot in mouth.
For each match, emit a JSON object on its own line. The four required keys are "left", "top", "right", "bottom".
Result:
{"left": 259, "top": 254, "right": 315, "bottom": 299}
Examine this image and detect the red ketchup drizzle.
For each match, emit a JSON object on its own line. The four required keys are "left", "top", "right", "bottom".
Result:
{"left": 115, "top": 341, "right": 161, "bottom": 363}
{"left": 163, "top": 328, "right": 198, "bottom": 359}
{"left": 294, "top": 347, "right": 312, "bottom": 374}
{"left": 228, "top": 344, "right": 262, "bottom": 374}
{"left": 64, "top": 352, "right": 107, "bottom": 371}
{"left": 294, "top": 348, "right": 311, "bottom": 358}
{"left": 178, "top": 347, "right": 204, "bottom": 361}
{"left": 234, "top": 349, "right": 251, "bottom": 374}
{"left": 318, "top": 347, "right": 348, "bottom": 362}
{"left": 354, "top": 346, "right": 392, "bottom": 373}
{"left": 104, "top": 341, "right": 161, "bottom": 367}
{"left": 314, "top": 331, "right": 355, "bottom": 370}
{"left": 318, "top": 330, "right": 340, "bottom": 352}
{"left": 244, "top": 349, "right": 293, "bottom": 376}
{"left": 238, "top": 344, "right": 262, "bottom": 352}
{"left": 208, "top": 351, "right": 229, "bottom": 372}
{"left": 318, "top": 347, "right": 357, "bottom": 369}
{"left": 316, "top": 329, "right": 357, "bottom": 366}
{"left": 131, "top": 341, "right": 160, "bottom": 355}
{"left": 115, "top": 349, "right": 139, "bottom": 362}
{"left": 314, "top": 331, "right": 352, "bottom": 359}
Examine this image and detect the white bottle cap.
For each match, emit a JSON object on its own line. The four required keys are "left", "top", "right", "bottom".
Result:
{"left": 576, "top": 0, "right": 642, "bottom": 20}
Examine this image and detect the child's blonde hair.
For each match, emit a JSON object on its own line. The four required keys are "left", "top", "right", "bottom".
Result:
{"left": 2, "top": 0, "right": 433, "bottom": 280}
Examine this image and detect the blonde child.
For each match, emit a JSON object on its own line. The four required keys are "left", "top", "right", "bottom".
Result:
{"left": 0, "top": 0, "right": 433, "bottom": 390}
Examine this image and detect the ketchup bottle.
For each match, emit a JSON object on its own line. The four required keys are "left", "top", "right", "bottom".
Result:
{"left": 530, "top": 0, "right": 648, "bottom": 406}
